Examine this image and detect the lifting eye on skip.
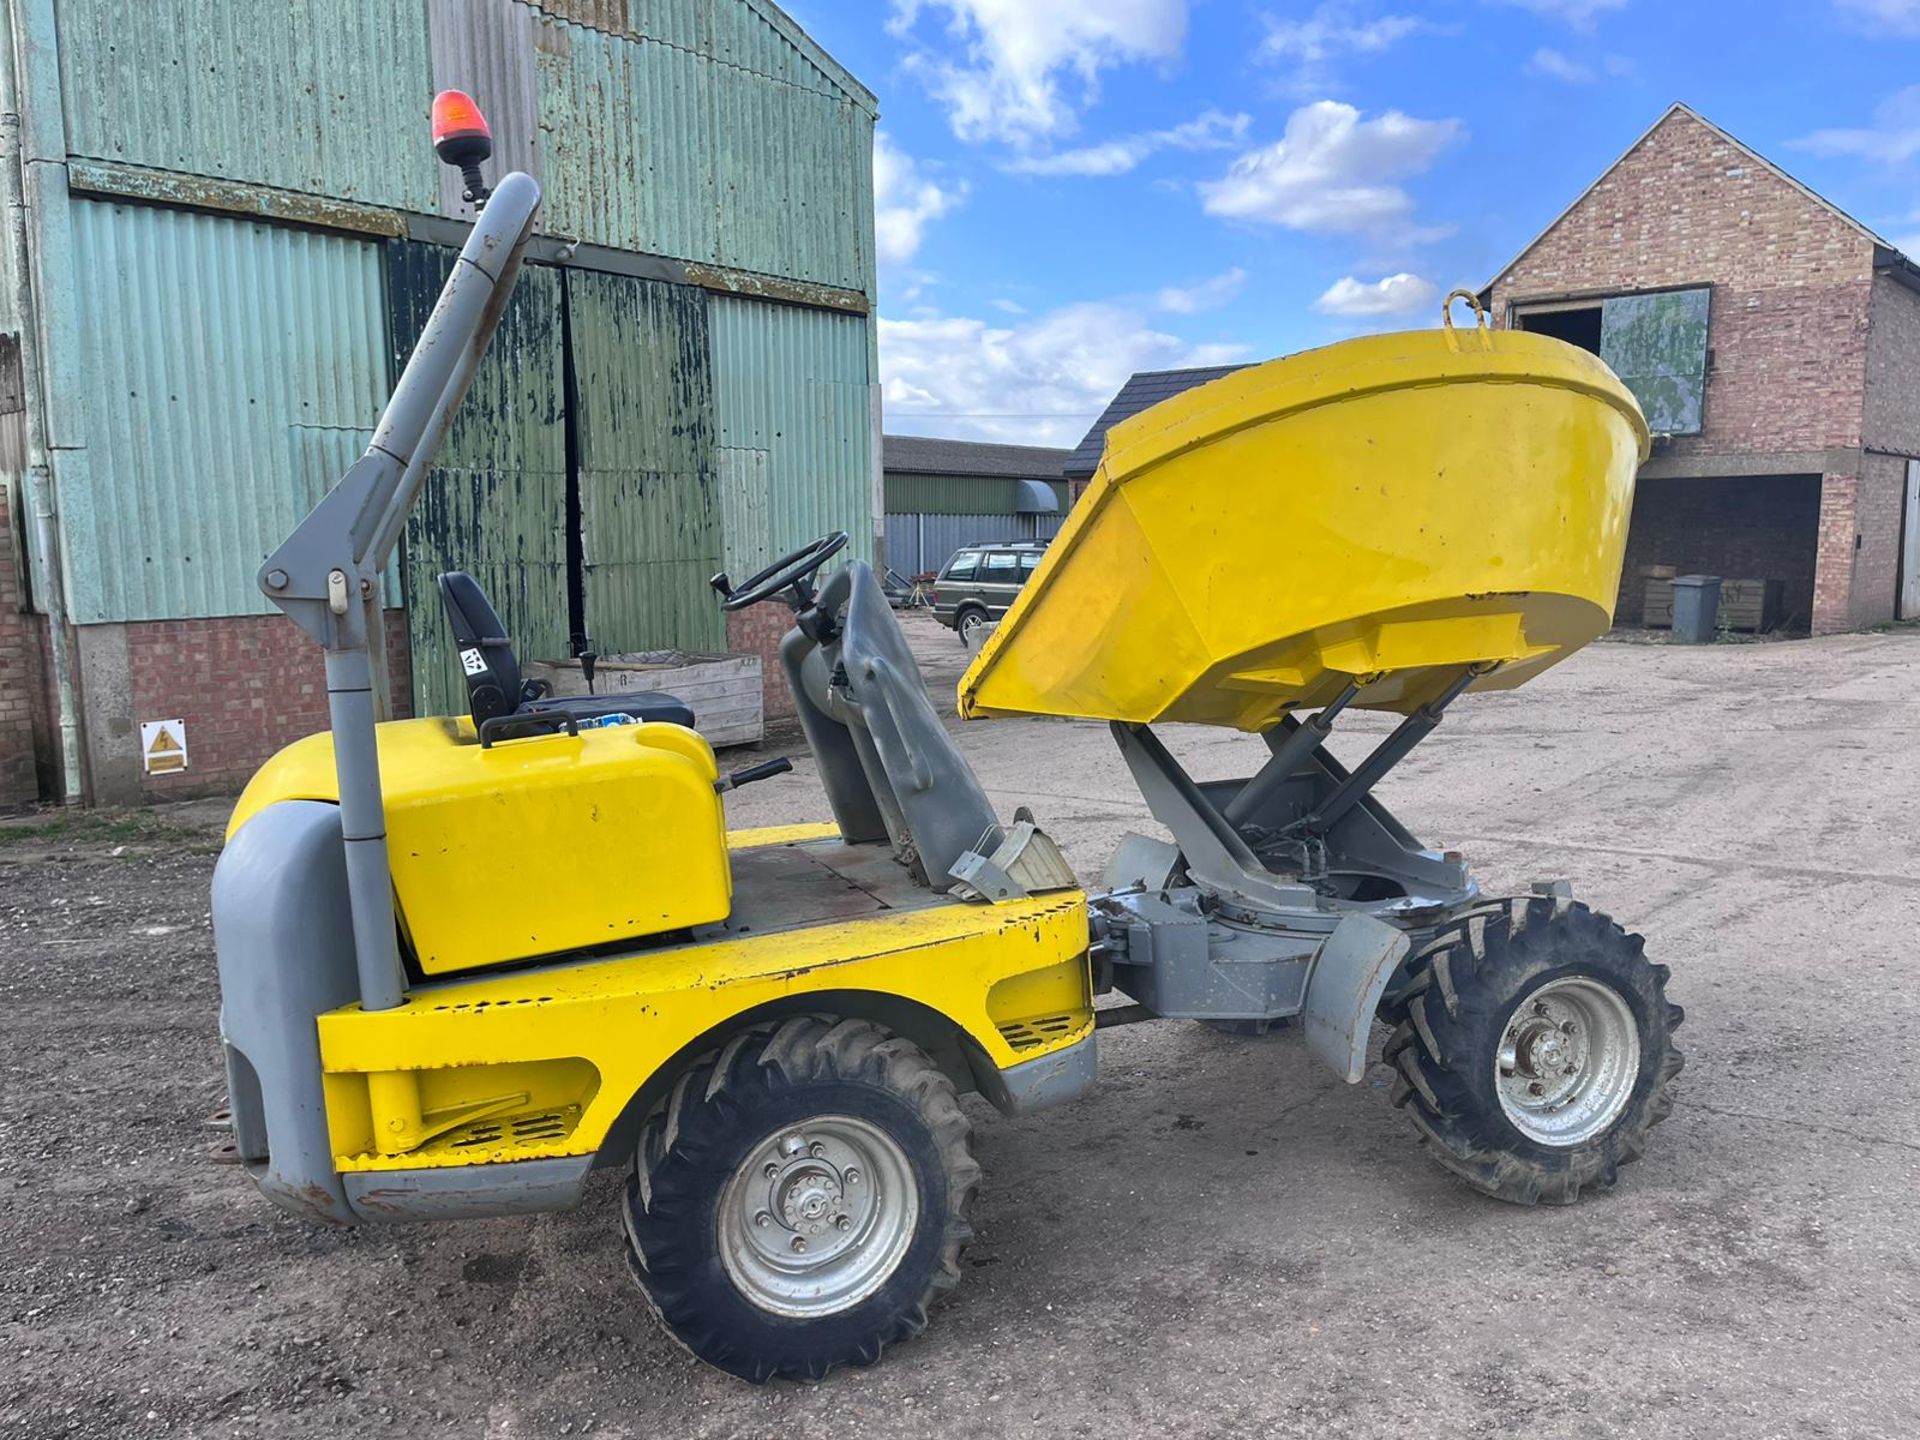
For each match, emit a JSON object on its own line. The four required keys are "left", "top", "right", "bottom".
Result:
{"left": 209, "top": 92, "right": 1684, "bottom": 1386}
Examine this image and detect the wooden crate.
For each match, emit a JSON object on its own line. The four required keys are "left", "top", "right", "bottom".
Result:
{"left": 524, "top": 651, "right": 764, "bottom": 747}
{"left": 1643, "top": 577, "right": 1675, "bottom": 628}
{"left": 1641, "top": 576, "right": 1783, "bottom": 633}
{"left": 1718, "top": 578, "right": 1783, "bottom": 632}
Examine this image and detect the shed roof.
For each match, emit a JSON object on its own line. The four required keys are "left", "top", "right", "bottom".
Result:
{"left": 1063, "top": 364, "right": 1250, "bottom": 479}
{"left": 883, "top": 434, "right": 1072, "bottom": 480}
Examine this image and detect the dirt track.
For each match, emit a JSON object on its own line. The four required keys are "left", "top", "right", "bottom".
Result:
{"left": 4, "top": 612, "right": 1919, "bottom": 1438}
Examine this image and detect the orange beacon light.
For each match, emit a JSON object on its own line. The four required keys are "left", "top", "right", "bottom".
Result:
{"left": 431, "top": 89, "right": 493, "bottom": 208}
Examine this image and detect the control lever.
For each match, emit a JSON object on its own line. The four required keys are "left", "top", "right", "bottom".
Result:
{"left": 714, "top": 757, "right": 795, "bottom": 794}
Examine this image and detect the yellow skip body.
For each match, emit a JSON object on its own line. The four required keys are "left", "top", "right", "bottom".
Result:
{"left": 960, "top": 327, "right": 1650, "bottom": 728}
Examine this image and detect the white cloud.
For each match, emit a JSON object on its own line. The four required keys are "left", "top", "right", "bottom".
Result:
{"left": 879, "top": 301, "right": 1247, "bottom": 445}
{"left": 1257, "top": 4, "right": 1435, "bottom": 99}
{"left": 890, "top": 0, "right": 1189, "bottom": 146}
{"left": 1488, "top": 0, "right": 1626, "bottom": 30}
{"left": 1788, "top": 86, "right": 1920, "bottom": 163}
{"left": 1004, "top": 109, "right": 1249, "bottom": 177}
{"left": 1313, "top": 272, "right": 1439, "bottom": 316}
{"left": 1260, "top": 5, "right": 1428, "bottom": 64}
{"left": 873, "top": 133, "right": 966, "bottom": 267}
{"left": 1199, "top": 101, "right": 1463, "bottom": 240}
{"left": 1835, "top": 0, "right": 1920, "bottom": 33}
{"left": 1525, "top": 47, "right": 1593, "bottom": 81}
{"left": 1156, "top": 267, "right": 1249, "bottom": 314}
{"left": 990, "top": 297, "right": 1028, "bottom": 314}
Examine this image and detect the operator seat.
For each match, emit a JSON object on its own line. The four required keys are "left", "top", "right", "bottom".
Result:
{"left": 436, "top": 571, "right": 695, "bottom": 731}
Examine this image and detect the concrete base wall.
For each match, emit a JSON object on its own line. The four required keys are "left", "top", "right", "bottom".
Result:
{"left": 75, "top": 611, "right": 414, "bottom": 805}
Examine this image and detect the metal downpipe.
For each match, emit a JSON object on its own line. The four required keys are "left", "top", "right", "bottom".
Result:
{"left": 0, "top": 0, "right": 82, "bottom": 802}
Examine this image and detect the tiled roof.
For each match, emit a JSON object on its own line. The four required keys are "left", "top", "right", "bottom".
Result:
{"left": 1062, "top": 364, "right": 1250, "bottom": 479}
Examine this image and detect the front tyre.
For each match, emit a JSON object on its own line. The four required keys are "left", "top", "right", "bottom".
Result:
{"left": 956, "top": 606, "right": 989, "bottom": 647}
{"left": 1383, "top": 896, "right": 1684, "bottom": 1206}
{"left": 623, "top": 1018, "right": 979, "bottom": 1382}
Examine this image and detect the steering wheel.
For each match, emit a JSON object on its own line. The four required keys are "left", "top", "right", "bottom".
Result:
{"left": 712, "top": 531, "right": 850, "bottom": 611}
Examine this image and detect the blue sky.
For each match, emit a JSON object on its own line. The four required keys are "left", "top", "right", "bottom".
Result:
{"left": 785, "top": 0, "right": 1920, "bottom": 447}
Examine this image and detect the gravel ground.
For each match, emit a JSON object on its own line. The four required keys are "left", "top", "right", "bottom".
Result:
{"left": 4, "top": 610, "right": 1919, "bottom": 1438}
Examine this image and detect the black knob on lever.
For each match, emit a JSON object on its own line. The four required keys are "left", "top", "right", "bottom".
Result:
{"left": 714, "top": 757, "right": 795, "bottom": 794}
{"left": 709, "top": 572, "right": 733, "bottom": 602}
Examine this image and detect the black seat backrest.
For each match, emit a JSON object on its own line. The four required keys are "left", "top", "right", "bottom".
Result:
{"left": 437, "top": 571, "right": 521, "bottom": 724}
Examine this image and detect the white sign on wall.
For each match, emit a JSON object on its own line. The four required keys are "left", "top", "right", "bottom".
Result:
{"left": 140, "top": 719, "right": 189, "bottom": 775}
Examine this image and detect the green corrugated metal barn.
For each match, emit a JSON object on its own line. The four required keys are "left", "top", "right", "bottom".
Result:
{"left": 0, "top": 0, "right": 880, "bottom": 805}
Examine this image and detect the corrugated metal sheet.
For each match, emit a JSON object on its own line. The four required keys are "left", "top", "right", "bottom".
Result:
{"left": 532, "top": 9, "right": 872, "bottom": 290}
{"left": 885, "top": 513, "right": 1063, "bottom": 579}
{"left": 66, "top": 199, "right": 387, "bottom": 621}
{"left": 885, "top": 473, "right": 1069, "bottom": 516}
{"left": 56, "top": 0, "right": 438, "bottom": 213}
{"left": 568, "top": 268, "right": 723, "bottom": 654}
{"left": 56, "top": 0, "right": 874, "bottom": 288}
{"left": 711, "top": 296, "right": 873, "bottom": 582}
{"left": 428, "top": 0, "right": 542, "bottom": 218}
{"left": 388, "top": 242, "right": 570, "bottom": 717}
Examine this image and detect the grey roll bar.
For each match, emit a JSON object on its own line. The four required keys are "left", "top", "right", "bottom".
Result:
{"left": 257, "top": 170, "right": 542, "bottom": 1013}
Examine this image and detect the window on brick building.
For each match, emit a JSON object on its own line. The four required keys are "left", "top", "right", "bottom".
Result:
{"left": 1514, "top": 287, "right": 1710, "bottom": 436}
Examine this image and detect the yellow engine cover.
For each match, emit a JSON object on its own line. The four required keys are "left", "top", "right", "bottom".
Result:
{"left": 229, "top": 717, "right": 731, "bottom": 975}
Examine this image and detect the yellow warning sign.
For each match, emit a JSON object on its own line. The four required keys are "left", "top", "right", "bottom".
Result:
{"left": 140, "top": 720, "right": 189, "bottom": 776}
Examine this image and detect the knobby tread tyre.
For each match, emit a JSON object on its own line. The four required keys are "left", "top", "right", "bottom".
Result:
{"left": 623, "top": 1017, "right": 979, "bottom": 1382}
{"left": 1380, "top": 896, "right": 1684, "bottom": 1206}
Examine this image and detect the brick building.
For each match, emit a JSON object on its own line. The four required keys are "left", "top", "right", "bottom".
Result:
{"left": 1483, "top": 103, "right": 1920, "bottom": 635}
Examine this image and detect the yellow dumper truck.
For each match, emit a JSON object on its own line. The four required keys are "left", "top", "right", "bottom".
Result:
{"left": 212, "top": 105, "right": 1682, "bottom": 1382}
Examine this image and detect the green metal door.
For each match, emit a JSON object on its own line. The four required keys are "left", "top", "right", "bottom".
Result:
{"left": 386, "top": 242, "right": 570, "bottom": 718}
{"left": 566, "top": 270, "right": 723, "bottom": 656}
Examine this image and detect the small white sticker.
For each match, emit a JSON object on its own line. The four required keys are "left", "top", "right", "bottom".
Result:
{"left": 460, "top": 647, "right": 488, "bottom": 676}
{"left": 140, "top": 720, "right": 189, "bottom": 775}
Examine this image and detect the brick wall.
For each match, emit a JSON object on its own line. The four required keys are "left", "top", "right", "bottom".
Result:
{"left": 1813, "top": 473, "right": 1860, "bottom": 634}
{"left": 1863, "top": 275, "right": 1920, "bottom": 456}
{"left": 0, "top": 481, "right": 48, "bottom": 807}
{"left": 1850, "top": 452, "right": 1906, "bottom": 628}
{"left": 725, "top": 603, "right": 795, "bottom": 720}
{"left": 117, "top": 610, "right": 413, "bottom": 800}
{"left": 1617, "top": 473, "right": 1822, "bottom": 630}
{"left": 1488, "top": 108, "right": 1877, "bottom": 459}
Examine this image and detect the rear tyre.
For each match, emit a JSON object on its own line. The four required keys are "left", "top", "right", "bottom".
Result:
{"left": 956, "top": 606, "right": 989, "bottom": 647}
{"left": 1381, "top": 895, "right": 1683, "bottom": 1206}
{"left": 623, "top": 1018, "right": 979, "bottom": 1382}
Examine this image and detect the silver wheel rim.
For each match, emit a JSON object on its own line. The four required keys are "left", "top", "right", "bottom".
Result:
{"left": 717, "top": 1115, "right": 919, "bottom": 1318}
{"left": 960, "top": 611, "right": 985, "bottom": 640}
{"left": 1494, "top": 977, "right": 1641, "bottom": 1146}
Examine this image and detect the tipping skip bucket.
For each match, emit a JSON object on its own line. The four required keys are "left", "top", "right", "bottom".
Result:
{"left": 958, "top": 313, "right": 1650, "bottom": 730}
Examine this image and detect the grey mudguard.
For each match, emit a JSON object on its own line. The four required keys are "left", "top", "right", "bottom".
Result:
{"left": 1303, "top": 913, "right": 1411, "bottom": 1083}
{"left": 213, "top": 800, "right": 360, "bottom": 1223}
